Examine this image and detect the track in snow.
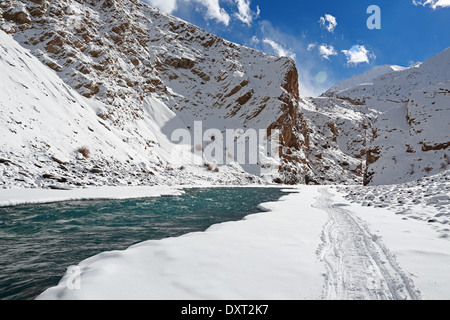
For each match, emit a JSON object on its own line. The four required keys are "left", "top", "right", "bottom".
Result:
{"left": 314, "top": 188, "right": 421, "bottom": 300}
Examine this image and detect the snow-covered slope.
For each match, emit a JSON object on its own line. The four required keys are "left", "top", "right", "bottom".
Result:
{"left": 318, "top": 49, "right": 450, "bottom": 185}
{"left": 326, "top": 65, "right": 406, "bottom": 95}
{"left": 295, "top": 51, "right": 447, "bottom": 186}
{"left": 0, "top": 26, "right": 290, "bottom": 188}
{"left": 0, "top": 0, "right": 299, "bottom": 126}
{"left": 325, "top": 48, "right": 450, "bottom": 106}
{"left": 0, "top": 29, "right": 220, "bottom": 188}
{"left": 364, "top": 80, "right": 449, "bottom": 185}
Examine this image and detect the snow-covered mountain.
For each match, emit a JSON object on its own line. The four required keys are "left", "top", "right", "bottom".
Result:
{"left": 0, "top": 28, "right": 200, "bottom": 188}
{"left": 0, "top": 0, "right": 305, "bottom": 187}
{"left": 292, "top": 96, "right": 374, "bottom": 185}
{"left": 326, "top": 65, "right": 406, "bottom": 95}
{"left": 320, "top": 48, "right": 450, "bottom": 185}
{"left": 0, "top": 0, "right": 448, "bottom": 188}
{"left": 325, "top": 48, "right": 450, "bottom": 105}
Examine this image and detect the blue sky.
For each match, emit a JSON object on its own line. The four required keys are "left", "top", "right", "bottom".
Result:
{"left": 144, "top": 0, "right": 450, "bottom": 96}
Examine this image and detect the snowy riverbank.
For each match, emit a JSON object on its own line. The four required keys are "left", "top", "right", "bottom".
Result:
{"left": 34, "top": 184, "right": 450, "bottom": 300}
{"left": 0, "top": 186, "right": 186, "bottom": 207}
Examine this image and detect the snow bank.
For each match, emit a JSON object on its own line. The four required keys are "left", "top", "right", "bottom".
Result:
{"left": 37, "top": 187, "right": 328, "bottom": 300}
{"left": 339, "top": 170, "right": 450, "bottom": 238}
{"left": 0, "top": 186, "right": 184, "bottom": 207}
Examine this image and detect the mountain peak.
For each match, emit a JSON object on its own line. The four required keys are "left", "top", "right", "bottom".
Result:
{"left": 325, "top": 64, "right": 406, "bottom": 95}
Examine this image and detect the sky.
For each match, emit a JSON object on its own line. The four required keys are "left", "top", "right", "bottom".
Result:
{"left": 143, "top": 0, "right": 450, "bottom": 96}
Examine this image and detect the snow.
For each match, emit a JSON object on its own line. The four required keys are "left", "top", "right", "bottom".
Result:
{"left": 335, "top": 189, "right": 450, "bottom": 300}
{"left": 326, "top": 65, "right": 406, "bottom": 95}
{"left": 315, "top": 188, "right": 421, "bottom": 300}
{"left": 37, "top": 183, "right": 450, "bottom": 300}
{"left": 339, "top": 170, "right": 450, "bottom": 239}
{"left": 337, "top": 172, "right": 450, "bottom": 299}
{"left": 317, "top": 47, "right": 450, "bottom": 186}
{"left": 0, "top": 186, "right": 184, "bottom": 207}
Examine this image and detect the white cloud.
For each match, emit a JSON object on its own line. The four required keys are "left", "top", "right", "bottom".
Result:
{"left": 318, "top": 44, "right": 337, "bottom": 60}
{"left": 262, "top": 38, "right": 296, "bottom": 60}
{"left": 319, "top": 14, "right": 337, "bottom": 33}
{"left": 144, "top": 0, "right": 260, "bottom": 26}
{"left": 250, "top": 35, "right": 260, "bottom": 44}
{"left": 234, "top": 0, "right": 260, "bottom": 26}
{"left": 144, "top": 0, "right": 231, "bottom": 25}
{"left": 342, "top": 45, "right": 376, "bottom": 66}
{"left": 197, "top": 0, "right": 231, "bottom": 25}
{"left": 144, "top": 0, "right": 178, "bottom": 13}
{"left": 412, "top": 0, "right": 450, "bottom": 9}
{"left": 307, "top": 43, "right": 337, "bottom": 61}
{"left": 307, "top": 43, "right": 317, "bottom": 51}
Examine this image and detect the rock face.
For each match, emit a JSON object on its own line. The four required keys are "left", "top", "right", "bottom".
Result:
{"left": 297, "top": 96, "right": 376, "bottom": 185}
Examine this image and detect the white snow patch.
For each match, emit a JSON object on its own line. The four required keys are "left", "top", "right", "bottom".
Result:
{"left": 0, "top": 186, "right": 184, "bottom": 207}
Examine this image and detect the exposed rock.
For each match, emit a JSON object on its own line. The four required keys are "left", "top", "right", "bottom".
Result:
{"left": 236, "top": 91, "right": 254, "bottom": 106}
{"left": 165, "top": 57, "right": 196, "bottom": 69}
{"left": 52, "top": 157, "right": 67, "bottom": 165}
{"left": 3, "top": 7, "right": 31, "bottom": 25}
{"left": 421, "top": 142, "right": 450, "bottom": 152}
